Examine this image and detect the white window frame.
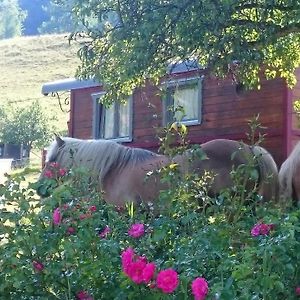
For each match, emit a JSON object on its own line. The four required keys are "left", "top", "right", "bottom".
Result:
{"left": 91, "top": 92, "right": 133, "bottom": 142}
{"left": 162, "top": 76, "right": 204, "bottom": 126}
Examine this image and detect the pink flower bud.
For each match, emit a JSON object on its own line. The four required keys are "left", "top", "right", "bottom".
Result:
{"left": 76, "top": 290, "right": 93, "bottom": 300}
{"left": 98, "top": 225, "right": 111, "bottom": 238}
{"left": 67, "top": 227, "right": 76, "bottom": 235}
{"left": 32, "top": 260, "right": 44, "bottom": 272}
{"left": 53, "top": 207, "right": 62, "bottom": 225}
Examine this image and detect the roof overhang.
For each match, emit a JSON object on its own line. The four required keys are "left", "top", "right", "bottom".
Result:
{"left": 167, "top": 60, "right": 202, "bottom": 74}
{"left": 41, "top": 60, "right": 202, "bottom": 96}
{"left": 41, "top": 78, "right": 100, "bottom": 96}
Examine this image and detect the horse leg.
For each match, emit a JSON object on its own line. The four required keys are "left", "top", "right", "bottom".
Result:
{"left": 292, "top": 176, "right": 300, "bottom": 207}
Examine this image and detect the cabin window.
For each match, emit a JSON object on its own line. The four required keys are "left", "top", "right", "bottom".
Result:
{"left": 91, "top": 93, "right": 133, "bottom": 142}
{"left": 163, "top": 77, "right": 203, "bottom": 126}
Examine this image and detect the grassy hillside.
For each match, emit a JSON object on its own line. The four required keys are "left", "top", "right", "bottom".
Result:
{"left": 0, "top": 34, "right": 81, "bottom": 132}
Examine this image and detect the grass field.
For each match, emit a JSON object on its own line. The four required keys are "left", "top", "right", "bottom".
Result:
{"left": 0, "top": 33, "right": 81, "bottom": 131}
{"left": 0, "top": 33, "right": 81, "bottom": 177}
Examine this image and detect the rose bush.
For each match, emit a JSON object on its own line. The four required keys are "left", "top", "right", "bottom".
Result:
{"left": 0, "top": 161, "right": 300, "bottom": 299}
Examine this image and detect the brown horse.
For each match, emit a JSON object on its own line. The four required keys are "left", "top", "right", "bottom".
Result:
{"left": 39, "top": 136, "right": 279, "bottom": 206}
{"left": 279, "top": 142, "right": 300, "bottom": 206}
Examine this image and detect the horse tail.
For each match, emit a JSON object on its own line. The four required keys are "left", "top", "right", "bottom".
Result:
{"left": 252, "top": 145, "right": 279, "bottom": 202}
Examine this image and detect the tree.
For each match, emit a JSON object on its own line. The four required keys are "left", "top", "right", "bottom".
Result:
{"left": 58, "top": 0, "right": 299, "bottom": 102}
{"left": 0, "top": 101, "right": 54, "bottom": 157}
{"left": 19, "top": 0, "right": 50, "bottom": 36}
{"left": 38, "top": 0, "right": 83, "bottom": 34}
{"left": 0, "top": 0, "right": 25, "bottom": 39}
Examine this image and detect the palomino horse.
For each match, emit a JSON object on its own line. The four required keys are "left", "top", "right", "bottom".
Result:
{"left": 279, "top": 142, "right": 300, "bottom": 206}
{"left": 39, "top": 136, "right": 279, "bottom": 206}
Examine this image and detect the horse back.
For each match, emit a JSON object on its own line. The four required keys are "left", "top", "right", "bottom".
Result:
{"left": 177, "top": 139, "right": 278, "bottom": 201}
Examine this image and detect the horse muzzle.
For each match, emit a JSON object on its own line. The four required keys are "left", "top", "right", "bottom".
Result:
{"left": 35, "top": 178, "right": 57, "bottom": 198}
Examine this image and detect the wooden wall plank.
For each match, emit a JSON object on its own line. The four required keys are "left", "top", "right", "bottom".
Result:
{"left": 68, "top": 70, "right": 300, "bottom": 166}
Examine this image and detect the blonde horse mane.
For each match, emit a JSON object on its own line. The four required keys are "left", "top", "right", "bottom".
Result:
{"left": 279, "top": 142, "right": 300, "bottom": 199}
{"left": 46, "top": 137, "right": 158, "bottom": 183}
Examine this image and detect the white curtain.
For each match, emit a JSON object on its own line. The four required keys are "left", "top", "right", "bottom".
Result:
{"left": 173, "top": 85, "right": 199, "bottom": 122}
{"left": 118, "top": 101, "right": 130, "bottom": 137}
{"left": 103, "top": 104, "right": 115, "bottom": 139}
{"left": 103, "top": 100, "right": 130, "bottom": 139}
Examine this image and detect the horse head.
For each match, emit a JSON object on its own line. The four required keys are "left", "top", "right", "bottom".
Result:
{"left": 36, "top": 135, "right": 67, "bottom": 197}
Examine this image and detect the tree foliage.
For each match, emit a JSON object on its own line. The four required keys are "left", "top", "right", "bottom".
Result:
{"left": 19, "top": 0, "right": 50, "bottom": 36}
{"left": 0, "top": 101, "right": 53, "bottom": 156}
{"left": 0, "top": 0, "right": 25, "bottom": 39}
{"left": 38, "top": 0, "right": 83, "bottom": 34}
{"left": 59, "top": 0, "right": 300, "bottom": 101}
{"left": 0, "top": 0, "right": 80, "bottom": 39}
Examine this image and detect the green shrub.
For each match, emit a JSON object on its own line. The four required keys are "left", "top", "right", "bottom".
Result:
{"left": 0, "top": 160, "right": 300, "bottom": 300}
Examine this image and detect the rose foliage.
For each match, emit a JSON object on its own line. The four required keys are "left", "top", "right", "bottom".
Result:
{"left": 1, "top": 160, "right": 300, "bottom": 299}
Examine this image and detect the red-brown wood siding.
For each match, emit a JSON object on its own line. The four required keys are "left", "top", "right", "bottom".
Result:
{"left": 198, "top": 76, "right": 286, "bottom": 165}
{"left": 69, "top": 71, "right": 295, "bottom": 166}
{"left": 290, "top": 68, "right": 300, "bottom": 153}
{"left": 130, "top": 75, "right": 286, "bottom": 165}
{"left": 131, "top": 84, "right": 163, "bottom": 150}
{"left": 69, "top": 86, "right": 102, "bottom": 139}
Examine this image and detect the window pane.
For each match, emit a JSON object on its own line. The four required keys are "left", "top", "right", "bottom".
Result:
{"left": 103, "top": 104, "right": 115, "bottom": 139}
{"left": 118, "top": 101, "right": 130, "bottom": 137}
{"left": 173, "top": 84, "right": 199, "bottom": 121}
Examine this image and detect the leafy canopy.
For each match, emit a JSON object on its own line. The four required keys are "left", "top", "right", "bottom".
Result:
{"left": 60, "top": 0, "right": 300, "bottom": 101}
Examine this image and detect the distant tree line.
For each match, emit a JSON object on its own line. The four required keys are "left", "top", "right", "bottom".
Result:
{"left": 0, "top": 0, "right": 80, "bottom": 39}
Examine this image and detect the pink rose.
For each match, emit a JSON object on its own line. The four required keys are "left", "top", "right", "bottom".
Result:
{"left": 49, "top": 162, "right": 59, "bottom": 168}
{"left": 53, "top": 207, "right": 62, "bottom": 225}
{"left": 79, "top": 213, "right": 91, "bottom": 220}
{"left": 76, "top": 290, "right": 93, "bottom": 300}
{"left": 128, "top": 223, "right": 145, "bottom": 238}
{"left": 121, "top": 248, "right": 135, "bottom": 273}
{"left": 142, "top": 262, "right": 156, "bottom": 283}
{"left": 89, "top": 205, "right": 97, "bottom": 212}
{"left": 191, "top": 277, "right": 209, "bottom": 300}
{"left": 32, "top": 260, "right": 44, "bottom": 272}
{"left": 296, "top": 286, "right": 300, "bottom": 296}
{"left": 98, "top": 226, "right": 111, "bottom": 238}
{"left": 121, "top": 248, "right": 156, "bottom": 285}
{"left": 251, "top": 222, "right": 274, "bottom": 237}
{"left": 44, "top": 170, "right": 53, "bottom": 178}
{"left": 58, "top": 168, "right": 67, "bottom": 176}
{"left": 156, "top": 268, "right": 179, "bottom": 294}
{"left": 126, "top": 258, "right": 147, "bottom": 284}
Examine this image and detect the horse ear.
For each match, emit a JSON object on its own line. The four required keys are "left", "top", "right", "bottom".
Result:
{"left": 55, "top": 134, "right": 65, "bottom": 148}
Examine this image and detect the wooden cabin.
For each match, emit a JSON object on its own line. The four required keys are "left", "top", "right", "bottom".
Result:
{"left": 42, "top": 63, "right": 300, "bottom": 166}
